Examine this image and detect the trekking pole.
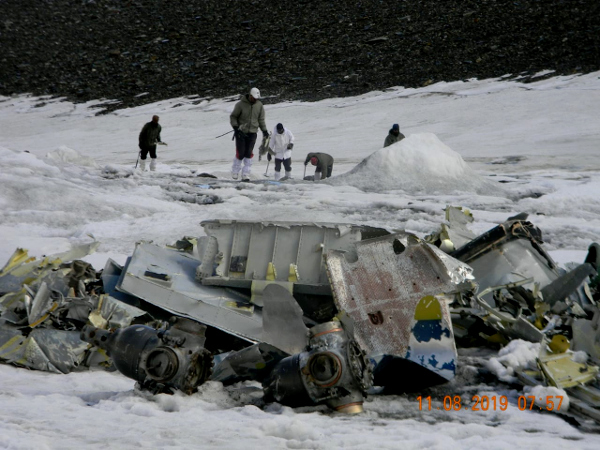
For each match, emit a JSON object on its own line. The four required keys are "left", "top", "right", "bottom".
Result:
{"left": 135, "top": 151, "right": 141, "bottom": 169}
{"left": 215, "top": 130, "right": 234, "bottom": 139}
{"left": 303, "top": 164, "right": 307, "bottom": 179}
{"left": 264, "top": 160, "right": 270, "bottom": 177}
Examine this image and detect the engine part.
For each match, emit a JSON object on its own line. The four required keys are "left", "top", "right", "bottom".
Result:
{"left": 264, "top": 321, "right": 373, "bottom": 413}
{"left": 80, "top": 316, "right": 212, "bottom": 394}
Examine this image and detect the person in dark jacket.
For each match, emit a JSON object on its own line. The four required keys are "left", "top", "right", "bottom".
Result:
{"left": 304, "top": 152, "right": 334, "bottom": 181}
{"left": 138, "top": 115, "right": 164, "bottom": 171}
{"left": 383, "top": 123, "right": 405, "bottom": 148}
{"left": 230, "top": 87, "right": 269, "bottom": 181}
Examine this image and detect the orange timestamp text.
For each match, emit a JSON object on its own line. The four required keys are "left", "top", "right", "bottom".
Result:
{"left": 417, "top": 395, "right": 564, "bottom": 412}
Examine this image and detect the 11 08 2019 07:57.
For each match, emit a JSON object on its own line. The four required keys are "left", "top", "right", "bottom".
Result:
{"left": 416, "top": 395, "right": 564, "bottom": 412}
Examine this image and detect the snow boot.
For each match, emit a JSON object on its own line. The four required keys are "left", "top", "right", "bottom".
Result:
{"left": 241, "top": 157, "right": 253, "bottom": 179}
{"left": 139, "top": 160, "right": 146, "bottom": 171}
{"left": 285, "top": 170, "right": 292, "bottom": 179}
{"left": 231, "top": 157, "right": 242, "bottom": 179}
{"left": 274, "top": 171, "right": 281, "bottom": 181}
{"left": 150, "top": 158, "right": 157, "bottom": 171}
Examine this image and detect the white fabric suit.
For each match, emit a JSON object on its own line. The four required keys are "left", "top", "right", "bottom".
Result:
{"left": 269, "top": 126, "right": 295, "bottom": 180}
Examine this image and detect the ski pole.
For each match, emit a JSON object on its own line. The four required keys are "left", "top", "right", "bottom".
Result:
{"left": 303, "top": 164, "right": 307, "bottom": 179}
{"left": 264, "top": 160, "right": 270, "bottom": 177}
{"left": 135, "top": 151, "right": 141, "bottom": 169}
{"left": 215, "top": 130, "right": 234, "bottom": 139}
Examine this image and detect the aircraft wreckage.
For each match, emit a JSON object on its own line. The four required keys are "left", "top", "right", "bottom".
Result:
{"left": 1, "top": 210, "right": 600, "bottom": 421}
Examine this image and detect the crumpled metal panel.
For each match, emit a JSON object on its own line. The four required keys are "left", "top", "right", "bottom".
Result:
{"left": 326, "top": 233, "right": 472, "bottom": 376}
{"left": 425, "top": 206, "right": 476, "bottom": 251}
{"left": 466, "top": 239, "right": 559, "bottom": 305}
{"left": 118, "top": 242, "right": 313, "bottom": 354}
{"left": 451, "top": 221, "right": 560, "bottom": 306}
{"left": 117, "top": 242, "right": 264, "bottom": 344}
{"left": 0, "top": 326, "right": 88, "bottom": 373}
{"left": 0, "top": 243, "right": 100, "bottom": 295}
{"left": 572, "top": 309, "right": 600, "bottom": 363}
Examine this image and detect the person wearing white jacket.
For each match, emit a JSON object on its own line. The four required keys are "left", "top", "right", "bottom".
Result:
{"left": 268, "top": 123, "right": 295, "bottom": 180}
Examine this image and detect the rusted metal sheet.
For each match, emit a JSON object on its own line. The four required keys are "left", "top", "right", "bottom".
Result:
{"left": 325, "top": 233, "right": 474, "bottom": 382}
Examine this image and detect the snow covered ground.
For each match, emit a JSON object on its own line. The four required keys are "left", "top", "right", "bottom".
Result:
{"left": 1, "top": 72, "right": 600, "bottom": 448}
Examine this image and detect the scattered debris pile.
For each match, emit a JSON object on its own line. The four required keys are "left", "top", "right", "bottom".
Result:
{"left": 1, "top": 212, "right": 599, "bottom": 423}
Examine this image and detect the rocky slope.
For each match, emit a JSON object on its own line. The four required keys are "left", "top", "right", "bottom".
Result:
{"left": 1, "top": 0, "right": 598, "bottom": 111}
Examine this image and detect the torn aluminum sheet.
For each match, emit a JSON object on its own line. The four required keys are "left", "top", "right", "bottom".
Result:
{"left": 326, "top": 233, "right": 474, "bottom": 389}
{"left": 196, "top": 220, "right": 388, "bottom": 296}
{"left": 1, "top": 253, "right": 148, "bottom": 332}
{"left": 472, "top": 279, "right": 545, "bottom": 343}
{"left": 0, "top": 242, "right": 100, "bottom": 295}
{"left": 116, "top": 242, "right": 313, "bottom": 354}
{"left": 466, "top": 264, "right": 596, "bottom": 344}
{"left": 81, "top": 317, "right": 213, "bottom": 394}
{"left": 451, "top": 220, "right": 560, "bottom": 306}
{"left": 0, "top": 247, "right": 151, "bottom": 374}
{"left": 425, "top": 206, "right": 476, "bottom": 252}
{"left": 263, "top": 320, "right": 373, "bottom": 413}
{"left": 0, "top": 324, "right": 88, "bottom": 373}
{"left": 117, "top": 242, "right": 264, "bottom": 344}
{"left": 87, "top": 294, "right": 151, "bottom": 330}
{"left": 572, "top": 308, "right": 600, "bottom": 364}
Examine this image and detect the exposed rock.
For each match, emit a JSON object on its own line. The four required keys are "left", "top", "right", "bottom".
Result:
{"left": 0, "top": 0, "right": 598, "bottom": 112}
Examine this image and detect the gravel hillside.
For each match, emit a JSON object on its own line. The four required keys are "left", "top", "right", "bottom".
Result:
{"left": 1, "top": 0, "right": 598, "bottom": 111}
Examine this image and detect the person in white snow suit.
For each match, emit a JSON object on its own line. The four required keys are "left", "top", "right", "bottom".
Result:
{"left": 229, "top": 87, "right": 269, "bottom": 181}
{"left": 268, "top": 123, "right": 294, "bottom": 180}
{"left": 383, "top": 123, "right": 405, "bottom": 148}
{"left": 138, "top": 115, "right": 165, "bottom": 171}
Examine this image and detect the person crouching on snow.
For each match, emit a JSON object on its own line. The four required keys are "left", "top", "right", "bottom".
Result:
{"left": 304, "top": 152, "right": 334, "bottom": 181}
{"left": 268, "top": 123, "right": 295, "bottom": 180}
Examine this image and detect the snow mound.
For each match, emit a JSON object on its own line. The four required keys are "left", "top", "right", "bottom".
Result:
{"left": 46, "top": 146, "right": 98, "bottom": 167}
{"left": 330, "top": 133, "right": 505, "bottom": 195}
{"left": 0, "top": 146, "right": 62, "bottom": 177}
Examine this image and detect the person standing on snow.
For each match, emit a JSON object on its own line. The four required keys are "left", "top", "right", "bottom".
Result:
{"left": 383, "top": 123, "right": 405, "bottom": 148}
{"left": 268, "top": 123, "right": 295, "bottom": 180}
{"left": 138, "top": 115, "right": 165, "bottom": 171}
{"left": 304, "top": 152, "right": 334, "bottom": 181}
{"left": 230, "top": 87, "right": 269, "bottom": 181}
